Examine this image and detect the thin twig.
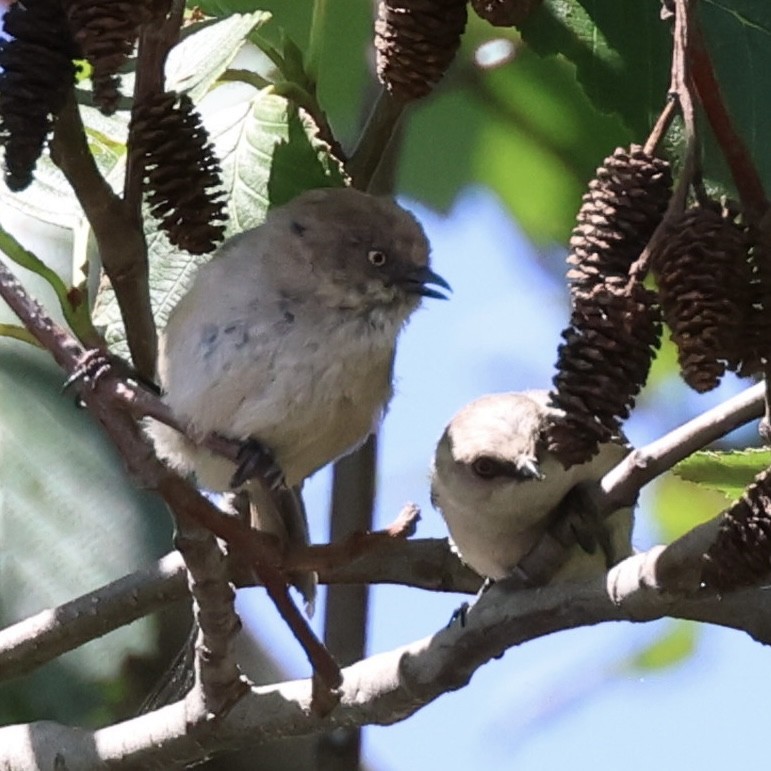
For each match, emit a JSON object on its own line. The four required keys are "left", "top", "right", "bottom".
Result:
{"left": 628, "top": 0, "right": 697, "bottom": 283}
{"left": 0, "top": 552, "right": 188, "bottom": 681}
{"left": 643, "top": 96, "right": 678, "bottom": 157}
{"left": 602, "top": 381, "right": 765, "bottom": 509}
{"left": 347, "top": 90, "right": 406, "bottom": 190}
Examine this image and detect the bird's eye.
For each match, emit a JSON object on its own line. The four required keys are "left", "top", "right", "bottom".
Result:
{"left": 471, "top": 456, "right": 504, "bottom": 480}
{"left": 368, "top": 249, "right": 388, "bottom": 267}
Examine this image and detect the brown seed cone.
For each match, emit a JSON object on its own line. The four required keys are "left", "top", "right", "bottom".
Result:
{"left": 547, "top": 279, "right": 662, "bottom": 467}
{"left": 375, "top": 0, "right": 468, "bottom": 101}
{"left": 62, "top": 0, "right": 165, "bottom": 115}
{"left": 0, "top": 0, "right": 79, "bottom": 191}
{"left": 130, "top": 92, "right": 227, "bottom": 255}
{"left": 651, "top": 204, "right": 753, "bottom": 392}
{"left": 470, "top": 0, "right": 542, "bottom": 27}
{"left": 567, "top": 145, "right": 672, "bottom": 295}
{"left": 701, "top": 466, "right": 771, "bottom": 591}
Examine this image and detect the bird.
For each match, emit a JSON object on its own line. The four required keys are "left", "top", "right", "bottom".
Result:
{"left": 148, "top": 186, "right": 450, "bottom": 607}
{"left": 431, "top": 390, "right": 633, "bottom": 585}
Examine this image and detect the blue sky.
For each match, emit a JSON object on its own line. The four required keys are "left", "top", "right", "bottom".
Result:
{"left": 239, "top": 188, "right": 771, "bottom": 770}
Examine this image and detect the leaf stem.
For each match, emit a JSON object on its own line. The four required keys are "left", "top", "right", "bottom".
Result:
{"left": 347, "top": 90, "right": 406, "bottom": 191}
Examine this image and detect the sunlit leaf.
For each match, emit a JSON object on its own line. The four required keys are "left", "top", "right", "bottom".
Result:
{"left": 165, "top": 11, "right": 270, "bottom": 102}
{"left": 673, "top": 448, "right": 771, "bottom": 502}
{"left": 651, "top": 472, "right": 731, "bottom": 542}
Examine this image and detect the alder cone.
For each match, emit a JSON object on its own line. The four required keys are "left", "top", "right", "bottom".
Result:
{"left": 470, "top": 0, "right": 542, "bottom": 27}
{"left": 547, "top": 279, "right": 662, "bottom": 467}
{"left": 547, "top": 145, "right": 671, "bottom": 467}
{"left": 651, "top": 205, "right": 752, "bottom": 392}
{"left": 62, "top": 0, "right": 163, "bottom": 115}
{"left": 0, "top": 0, "right": 79, "bottom": 191}
{"left": 702, "top": 466, "right": 771, "bottom": 591}
{"left": 375, "top": 0, "right": 467, "bottom": 101}
{"left": 129, "top": 92, "right": 226, "bottom": 255}
{"left": 567, "top": 145, "right": 672, "bottom": 295}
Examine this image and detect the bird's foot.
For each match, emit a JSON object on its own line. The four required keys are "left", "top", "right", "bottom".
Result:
{"left": 446, "top": 577, "right": 494, "bottom": 628}
{"left": 447, "top": 602, "right": 470, "bottom": 628}
{"left": 230, "top": 438, "right": 286, "bottom": 490}
{"left": 62, "top": 348, "right": 113, "bottom": 393}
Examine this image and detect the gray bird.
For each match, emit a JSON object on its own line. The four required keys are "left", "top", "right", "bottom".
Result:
{"left": 148, "top": 187, "right": 449, "bottom": 607}
{"left": 431, "top": 390, "right": 633, "bottom": 584}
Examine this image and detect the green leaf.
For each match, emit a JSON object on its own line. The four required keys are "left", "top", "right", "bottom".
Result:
{"left": 0, "top": 345, "right": 172, "bottom": 686}
{"left": 0, "top": 154, "right": 84, "bottom": 230}
{"left": 0, "top": 324, "right": 41, "bottom": 347}
{"left": 651, "top": 472, "right": 732, "bottom": 542}
{"left": 626, "top": 621, "right": 698, "bottom": 673}
{"left": 673, "top": 448, "right": 771, "bottom": 501}
{"left": 399, "top": 38, "right": 631, "bottom": 243}
{"left": 166, "top": 11, "right": 271, "bottom": 102}
{"left": 700, "top": 1, "right": 771, "bottom": 196}
{"left": 520, "top": 1, "right": 670, "bottom": 139}
{"left": 0, "top": 226, "right": 98, "bottom": 344}
{"left": 519, "top": 1, "right": 771, "bottom": 205}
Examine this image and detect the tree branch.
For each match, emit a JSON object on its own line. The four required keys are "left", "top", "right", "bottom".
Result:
{"left": 2, "top": 547, "right": 770, "bottom": 769}
{"left": 49, "top": 93, "right": 157, "bottom": 378}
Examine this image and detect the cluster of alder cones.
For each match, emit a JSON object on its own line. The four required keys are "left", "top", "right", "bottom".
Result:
{"left": 376, "top": 0, "right": 771, "bottom": 591}
{"left": 0, "top": 0, "right": 224, "bottom": 254}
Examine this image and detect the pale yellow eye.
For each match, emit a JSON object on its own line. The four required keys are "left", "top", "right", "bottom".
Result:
{"left": 368, "top": 249, "right": 387, "bottom": 267}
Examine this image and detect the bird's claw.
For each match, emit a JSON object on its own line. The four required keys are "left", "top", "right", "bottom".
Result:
{"left": 230, "top": 438, "right": 286, "bottom": 490}
{"left": 62, "top": 349, "right": 112, "bottom": 393}
{"left": 446, "top": 577, "right": 493, "bottom": 629}
{"left": 447, "top": 602, "right": 470, "bottom": 628}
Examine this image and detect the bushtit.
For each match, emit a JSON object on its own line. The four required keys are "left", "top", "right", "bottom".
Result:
{"left": 148, "top": 187, "right": 449, "bottom": 604}
{"left": 431, "top": 390, "right": 633, "bottom": 584}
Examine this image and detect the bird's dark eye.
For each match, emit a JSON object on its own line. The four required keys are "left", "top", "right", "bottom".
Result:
{"left": 471, "top": 456, "right": 504, "bottom": 479}
{"left": 368, "top": 249, "right": 388, "bottom": 267}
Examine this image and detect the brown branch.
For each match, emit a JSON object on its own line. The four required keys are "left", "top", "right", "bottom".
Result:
{"left": 49, "top": 93, "right": 157, "bottom": 379}
{"left": 0, "top": 537, "right": 479, "bottom": 682}
{"left": 174, "top": 518, "right": 249, "bottom": 715}
{"left": 5, "top": 548, "right": 771, "bottom": 768}
{"left": 643, "top": 96, "right": 678, "bottom": 157}
{"left": 629, "top": 0, "right": 697, "bottom": 283}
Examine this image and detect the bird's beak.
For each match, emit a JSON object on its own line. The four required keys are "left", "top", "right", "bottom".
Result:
{"left": 521, "top": 457, "right": 543, "bottom": 480}
{"left": 403, "top": 265, "right": 452, "bottom": 300}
